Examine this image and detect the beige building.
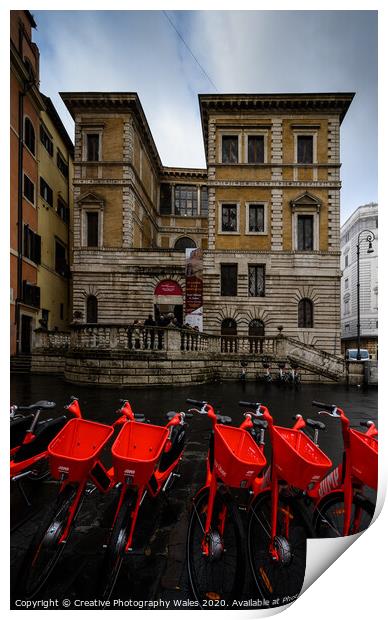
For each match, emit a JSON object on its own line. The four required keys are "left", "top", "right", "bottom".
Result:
{"left": 61, "top": 91, "right": 353, "bottom": 355}
{"left": 37, "top": 95, "right": 74, "bottom": 332}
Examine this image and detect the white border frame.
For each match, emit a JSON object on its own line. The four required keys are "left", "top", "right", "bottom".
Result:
{"left": 244, "top": 129, "right": 268, "bottom": 164}
{"left": 218, "top": 130, "right": 242, "bottom": 164}
{"left": 292, "top": 211, "right": 320, "bottom": 251}
{"left": 81, "top": 205, "right": 104, "bottom": 248}
{"left": 293, "top": 129, "right": 318, "bottom": 165}
{"left": 245, "top": 202, "right": 268, "bottom": 235}
{"left": 218, "top": 201, "right": 240, "bottom": 234}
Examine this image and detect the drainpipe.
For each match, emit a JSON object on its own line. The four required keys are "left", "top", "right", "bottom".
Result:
{"left": 15, "top": 72, "right": 35, "bottom": 354}
{"left": 15, "top": 89, "right": 25, "bottom": 354}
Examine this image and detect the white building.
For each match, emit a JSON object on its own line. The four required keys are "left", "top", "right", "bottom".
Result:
{"left": 341, "top": 202, "right": 378, "bottom": 356}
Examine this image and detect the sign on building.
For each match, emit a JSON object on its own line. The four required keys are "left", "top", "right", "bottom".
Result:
{"left": 185, "top": 248, "right": 203, "bottom": 331}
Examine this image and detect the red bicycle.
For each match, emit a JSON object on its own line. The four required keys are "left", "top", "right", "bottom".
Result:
{"left": 15, "top": 397, "right": 188, "bottom": 599}
{"left": 100, "top": 400, "right": 189, "bottom": 599}
{"left": 10, "top": 400, "right": 68, "bottom": 483}
{"left": 308, "top": 400, "right": 378, "bottom": 537}
{"left": 185, "top": 398, "right": 267, "bottom": 606}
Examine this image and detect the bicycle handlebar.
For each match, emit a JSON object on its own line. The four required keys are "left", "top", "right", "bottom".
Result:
{"left": 186, "top": 399, "right": 207, "bottom": 406}
{"left": 239, "top": 401, "right": 260, "bottom": 408}
{"left": 360, "top": 420, "right": 374, "bottom": 428}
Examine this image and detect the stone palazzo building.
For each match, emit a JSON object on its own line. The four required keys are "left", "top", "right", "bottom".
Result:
{"left": 61, "top": 91, "right": 353, "bottom": 356}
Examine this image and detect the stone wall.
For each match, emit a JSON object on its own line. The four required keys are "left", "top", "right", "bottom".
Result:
{"left": 31, "top": 349, "right": 337, "bottom": 387}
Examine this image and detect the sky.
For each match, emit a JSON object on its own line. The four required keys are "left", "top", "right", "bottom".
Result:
{"left": 32, "top": 10, "right": 378, "bottom": 222}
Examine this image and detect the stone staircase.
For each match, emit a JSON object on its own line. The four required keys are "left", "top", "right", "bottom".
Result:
{"left": 283, "top": 337, "right": 346, "bottom": 381}
{"left": 10, "top": 354, "right": 32, "bottom": 374}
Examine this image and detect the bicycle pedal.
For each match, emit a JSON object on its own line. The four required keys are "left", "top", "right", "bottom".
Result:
{"left": 238, "top": 505, "right": 247, "bottom": 512}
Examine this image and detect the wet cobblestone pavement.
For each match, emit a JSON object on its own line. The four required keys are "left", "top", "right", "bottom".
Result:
{"left": 10, "top": 376, "right": 377, "bottom": 609}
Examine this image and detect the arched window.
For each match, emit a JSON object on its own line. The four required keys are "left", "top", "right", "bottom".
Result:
{"left": 298, "top": 298, "right": 313, "bottom": 328}
{"left": 174, "top": 237, "right": 197, "bottom": 251}
{"left": 24, "top": 117, "right": 35, "bottom": 155}
{"left": 248, "top": 319, "right": 265, "bottom": 337}
{"left": 86, "top": 295, "right": 98, "bottom": 323}
{"left": 221, "top": 318, "right": 237, "bottom": 336}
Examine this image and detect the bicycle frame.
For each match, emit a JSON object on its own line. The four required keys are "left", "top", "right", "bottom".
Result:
{"left": 246, "top": 406, "right": 307, "bottom": 561}
{"left": 307, "top": 406, "right": 377, "bottom": 536}
{"left": 107, "top": 402, "right": 186, "bottom": 553}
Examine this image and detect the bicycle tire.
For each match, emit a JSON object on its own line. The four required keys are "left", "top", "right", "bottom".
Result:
{"left": 100, "top": 487, "right": 137, "bottom": 600}
{"left": 14, "top": 483, "right": 80, "bottom": 599}
{"left": 187, "top": 486, "right": 245, "bottom": 607}
{"left": 247, "top": 490, "right": 312, "bottom": 604}
{"left": 313, "top": 491, "right": 375, "bottom": 537}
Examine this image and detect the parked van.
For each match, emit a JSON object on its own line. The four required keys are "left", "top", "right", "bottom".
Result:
{"left": 346, "top": 349, "right": 370, "bottom": 361}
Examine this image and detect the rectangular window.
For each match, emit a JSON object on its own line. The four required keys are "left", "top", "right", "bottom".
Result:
{"left": 23, "top": 174, "right": 35, "bottom": 204}
{"left": 86, "top": 212, "right": 99, "bottom": 247}
{"left": 86, "top": 134, "right": 100, "bottom": 161}
{"left": 174, "top": 185, "right": 198, "bottom": 217}
{"left": 297, "top": 135, "right": 314, "bottom": 164}
{"left": 345, "top": 323, "right": 350, "bottom": 333}
{"left": 248, "top": 265, "right": 265, "bottom": 297}
{"left": 345, "top": 255, "right": 349, "bottom": 267}
{"left": 160, "top": 184, "right": 172, "bottom": 215}
{"left": 57, "top": 151, "right": 69, "bottom": 178}
{"left": 297, "top": 215, "right": 314, "bottom": 250}
{"left": 40, "top": 124, "right": 53, "bottom": 156}
{"left": 55, "top": 241, "right": 67, "bottom": 276}
{"left": 345, "top": 278, "right": 349, "bottom": 289}
{"left": 40, "top": 177, "right": 53, "bottom": 207}
{"left": 57, "top": 197, "right": 70, "bottom": 224}
{"left": 200, "top": 187, "right": 208, "bottom": 217}
{"left": 248, "top": 204, "right": 265, "bottom": 233}
{"left": 220, "top": 264, "right": 238, "bottom": 296}
{"left": 22, "top": 281, "right": 40, "bottom": 308}
{"left": 221, "top": 204, "right": 238, "bottom": 232}
{"left": 222, "top": 135, "right": 238, "bottom": 163}
{"left": 23, "top": 225, "right": 41, "bottom": 264}
{"left": 247, "top": 135, "right": 264, "bottom": 163}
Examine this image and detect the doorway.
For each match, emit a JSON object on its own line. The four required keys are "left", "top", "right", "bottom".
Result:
{"left": 21, "top": 315, "right": 32, "bottom": 353}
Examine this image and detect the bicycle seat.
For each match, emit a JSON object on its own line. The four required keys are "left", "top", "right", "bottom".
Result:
{"left": 216, "top": 415, "right": 232, "bottom": 424}
{"left": 253, "top": 419, "right": 268, "bottom": 430}
{"left": 306, "top": 419, "right": 326, "bottom": 431}
{"left": 16, "top": 400, "right": 56, "bottom": 412}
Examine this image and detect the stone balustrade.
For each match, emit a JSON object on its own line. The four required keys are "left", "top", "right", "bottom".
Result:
{"left": 33, "top": 324, "right": 277, "bottom": 356}
{"left": 32, "top": 324, "right": 347, "bottom": 383}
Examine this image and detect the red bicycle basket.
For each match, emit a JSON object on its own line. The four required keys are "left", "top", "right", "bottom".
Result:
{"left": 272, "top": 426, "right": 332, "bottom": 489}
{"left": 349, "top": 429, "right": 378, "bottom": 489}
{"left": 112, "top": 421, "right": 169, "bottom": 486}
{"left": 48, "top": 418, "right": 114, "bottom": 482}
{"left": 214, "top": 425, "right": 267, "bottom": 488}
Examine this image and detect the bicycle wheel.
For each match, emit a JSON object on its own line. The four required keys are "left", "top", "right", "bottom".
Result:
{"left": 248, "top": 490, "right": 312, "bottom": 604}
{"left": 100, "top": 487, "right": 137, "bottom": 600}
{"left": 187, "top": 486, "right": 245, "bottom": 607}
{"left": 15, "top": 483, "right": 80, "bottom": 599}
{"left": 313, "top": 492, "right": 375, "bottom": 537}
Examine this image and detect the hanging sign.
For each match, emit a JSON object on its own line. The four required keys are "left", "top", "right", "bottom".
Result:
{"left": 185, "top": 248, "right": 203, "bottom": 331}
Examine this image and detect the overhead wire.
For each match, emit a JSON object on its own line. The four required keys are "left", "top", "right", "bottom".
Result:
{"left": 163, "top": 11, "right": 219, "bottom": 92}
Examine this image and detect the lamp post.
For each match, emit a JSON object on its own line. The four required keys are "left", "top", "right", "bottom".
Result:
{"left": 356, "top": 229, "right": 375, "bottom": 360}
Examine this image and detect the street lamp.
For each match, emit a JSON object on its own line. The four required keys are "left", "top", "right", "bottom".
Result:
{"left": 356, "top": 229, "right": 375, "bottom": 360}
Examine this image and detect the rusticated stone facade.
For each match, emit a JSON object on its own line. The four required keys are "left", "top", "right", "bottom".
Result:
{"left": 61, "top": 92, "right": 353, "bottom": 356}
